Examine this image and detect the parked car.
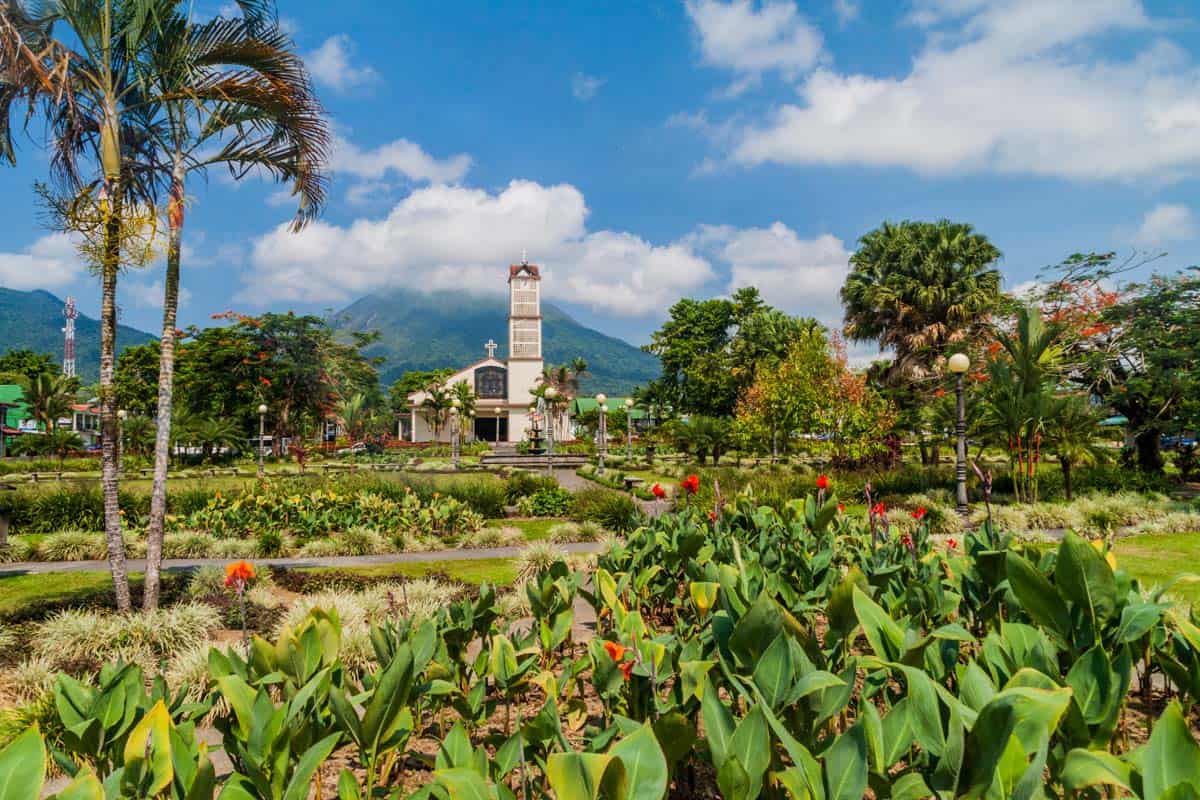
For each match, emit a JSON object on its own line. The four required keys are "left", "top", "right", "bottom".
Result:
{"left": 1162, "top": 434, "right": 1198, "bottom": 450}
{"left": 336, "top": 442, "right": 368, "bottom": 455}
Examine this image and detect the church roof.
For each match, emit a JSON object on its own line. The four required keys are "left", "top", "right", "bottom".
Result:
{"left": 405, "top": 358, "right": 506, "bottom": 404}
{"left": 509, "top": 263, "right": 540, "bottom": 279}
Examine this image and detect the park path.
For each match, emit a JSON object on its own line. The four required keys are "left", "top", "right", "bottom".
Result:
{"left": 0, "top": 541, "right": 605, "bottom": 576}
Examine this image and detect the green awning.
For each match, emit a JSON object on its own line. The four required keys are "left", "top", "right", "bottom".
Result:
{"left": 568, "top": 397, "right": 646, "bottom": 418}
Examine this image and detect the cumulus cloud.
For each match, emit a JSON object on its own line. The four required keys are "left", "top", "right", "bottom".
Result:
{"left": 0, "top": 233, "right": 83, "bottom": 290}
{"left": 832, "top": 0, "right": 859, "bottom": 25}
{"left": 1134, "top": 203, "right": 1196, "bottom": 245}
{"left": 329, "top": 135, "right": 471, "bottom": 184}
{"left": 306, "top": 35, "right": 379, "bottom": 91}
{"left": 571, "top": 73, "right": 605, "bottom": 101}
{"left": 125, "top": 280, "right": 193, "bottom": 310}
{"left": 243, "top": 180, "right": 715, "bottom": 316}
{"left": 685, "top": 0, "right": 823, "bottom": 88}
{"left": 696, "top": 0, "right": 1200, "bottom": 182}
{"left": 689, "top": 222, "right": 850, "bottom": 325}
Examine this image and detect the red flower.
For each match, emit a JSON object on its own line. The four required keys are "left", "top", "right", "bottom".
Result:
{"left": 224, "top": 560, "right": 255, "bottom": 589}
{"left": 900, "top": 534, "right": 913, "bottom": 548}
{"left": 837, "top": 503, "right": 845, "bottom": 514}
{"left": 681, "top": 475, "right": 700, "bottom": 495}
{"left": 946, "top": 537, "right": 958, "bottom": 549}
{"left": 708, "top": 510, "right": 718, "bottom": 522}
{"left": 816, "top": 474, "right": 830, "bottom": 491}
{"left": 619, "top": 661, "right": 634, "bottom": 681}
{"left": 871, "top": 502, "right": 886, "bottom": 517}
{"left": 603, "top": 641, "right": 626, "bottom": 662}
{"left": 911, "top": 507, "right": 927, "bottom": 521}
{"left": 651, "top": 483, "right": 666, "bottom": 499}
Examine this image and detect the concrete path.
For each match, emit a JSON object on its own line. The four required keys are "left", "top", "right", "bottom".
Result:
{"left": 0, "top": 542, "right": 605, "bottom": 576}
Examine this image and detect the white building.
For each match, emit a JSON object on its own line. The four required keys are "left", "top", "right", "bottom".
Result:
{"left": 405, "top": 260, "right": 566, "bottom": 444}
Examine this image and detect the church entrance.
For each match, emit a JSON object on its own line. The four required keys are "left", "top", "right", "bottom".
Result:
{"left": 475, "top": 416, "right": 508, "bottom": 443}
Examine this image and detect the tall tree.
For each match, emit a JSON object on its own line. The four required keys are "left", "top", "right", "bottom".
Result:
{"left": 139, "top": 6, "right": 329, "bottom": 611}
{"left": 2, "top": 0, "right": 170, "bottom": 611}
{"left": 842, "top": 220, "right": 1003, "bottom": 381}
{"left": 26, "top": 372, "right": 75, "bottom": 431}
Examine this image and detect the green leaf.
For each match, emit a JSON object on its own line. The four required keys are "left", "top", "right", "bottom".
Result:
{"left": 1055, "top": 532, "right": 1118, "bottom": 629}
{"left": 890, "top": 772, "right": 932, "bottom": 800}
{"left": 1139, "top": 701, "right": 1200, "bottom": 800}
{"left": 852, "top": 588, "right": 904, "bottom": 660}
{"left": 609, "top": 723, "right": 669, "bottom": 800}
{"left": 729, "top": 591, "right": 787, "bottom": 669}
{"left": 433, "top": 767, "right": 495, "bottom": 800}
{"left": 50, "top": 768, "right": 104, "bottom": 800}
{"left": 282, "top": 732, "right": 341, "bottom": 800}
{"left": 1061, "top": 748, "right": 1134, "bottom": 794}
{"left": 0, "top": 726, "right": 45, "bottom": 800}
{"left": 717, "top": 756, "right": 751, "bottom": 800}
{"left": 826, "top": 568, "right": 866, "bottom": 642}
{"left": 1065, "top": 645, "right": 1115, "bottom": 725}
{"left": 728, "top": 706, "right": 770, "bottom": 800}
{"left": 965, "top": 687, "right": 1072, "bottom": 796}
{"left": 122, "top": 700, "right": 173, "bottom": 796}
{"left": 894, "top": 665, "right": 945, "bottom": 757}
{"left": 337, "top": 769, "right": 363, "bottom": 800}
{"left": 1116, "top": 602, "right": 1169, "bottom": 643}
{"left": 701, "top": 682, "right": 735, "bottom": 769}
{"left": 753, "top": 634, "right": 793, "bottom": 710}
{"left": 1005, "top": 551, "right": 1070, "bottom": 638}
{"left": 546, "top": 753, "right": 627, "bottom": 800}
{"left": 822, "top": 722, "right": 868, "bottom": 800}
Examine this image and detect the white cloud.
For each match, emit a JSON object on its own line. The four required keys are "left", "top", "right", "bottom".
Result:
{"left": 832, "top": 0, "right": 859, "bottom": 25}
{"left": 243, "top": 180, "right": 715, "bottom": 316}
{"left": 706, "top": 0, "right": 1200, "bottom": 182}
{"left": 125, "top": 280, "right": 193, "bottom": 310}
{"left": 330, "top": 135, "right": 471, "bottom": 184}
{"left": 0, "top": 233, "right": 83, "bottom": 290}
{"left": 685, "top": 0, "right": 823, "bottom": 84}
{"left": 571, "top": 72, "right": 605, "bottom": 101}
{"left": 306, "top": 35, "right": 379, "bottom": 91}
{"left": 1135, "top": 203, "right": 1197, "bottom": 244}
{"left": 689, "top": 222, "right": 850, "bottom": 325}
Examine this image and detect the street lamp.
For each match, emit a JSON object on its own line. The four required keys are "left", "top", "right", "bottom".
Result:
{"left": 116, "top": 409, "right": 127, "bottom": 475}
{"left": 948, "top": 353, "right": 970, "bottom": 516}
{"left": 544, "top": 387, "right": 558, "bottom": 457}
{"left": 257, "top": 403, "right": 268, "bottom": 479}
{"left": 0, "top": 402, "right": 10, "bottom": 459}
{"left": 451, "top": 398, "right": 462, "bottom": 469}
{"left": 596, "top": 394, "right": 608, "bottom": 475}
{"left": 493, "top": 406, "right": 503, "bottom": 444}
{"left": 624, "top": 398, "right": 634, "bottom": 459}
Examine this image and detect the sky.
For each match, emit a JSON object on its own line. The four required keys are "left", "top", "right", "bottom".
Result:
{"left": 2, "top": 0, "right": 1200, "bottom": 357}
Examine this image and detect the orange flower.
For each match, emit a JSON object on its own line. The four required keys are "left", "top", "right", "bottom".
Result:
{"left": 603, "top": 641, "right": 626, "bottom": 662}
{"left": 681, "top": 475, "right": 700, "bottom": 495}
{"left": 708, "top": 510, "right": 718, "bottom": 522}
{"left": 816, "top": 474, "right": 830, "bottom": 491}
{"left": 911, "top": 507, "right": 927, "bottom": 521}
{"left": 224, "top": 560, "right": 255, "bottom": 588}
{"left": 946, "top": 537, "right": 958, "bottom": 549}
{"left": 619, "top": 661, "right": 634, "bottom": 681}
{"left": 837, "top": 503, "right": 845, "bottom": 514}
{"left": 651, "top": 483, "right": 666, "bottom": 499}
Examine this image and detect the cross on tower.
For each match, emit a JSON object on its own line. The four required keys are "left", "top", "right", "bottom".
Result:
{"left": 485, "top": 339, "right": 498, "bottom": 359}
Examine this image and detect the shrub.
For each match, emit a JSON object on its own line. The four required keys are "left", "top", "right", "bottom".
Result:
{"left": 256, "top": 528, "right": 285, "bottom": 557}
{"left": 296, "top": 538, "right": 342, "bottom": 558}
{"left": 0, "top": 539, "right": 35, "bottom": 564}
{"left": 514, "top": 541, "right": 569, "bottom": 581}
{"left": 442, "top": 478, "right": 507, "bottom": 518}
{"left": 0, "top": 657, "right": 56, "bottom": 704}
{"left": 548, "top": 520, "right": 606, "bottom": 543}
{"left": 211, "top": 538, "right": 260, "bottom": 559}
{"left": 162, "top": 531, "right": 219, "bottom": 559}
{"left": 1131, "top": 512, "right": 1200, "bottom": 536}
{"left": 37, "top": 530, "right": 107, "bottom": 561}
{"left": 516, "top": 486, "right": 574, "bottom": 517}
{"left": 334, "top": 525, "right": 388, "bottom": 556}
{"left": 461, "top": 526, "right": 524, "bottom": 549}
{"left": 505, "top": 470, "right": 559, "bottom": 504}
{"left": 33, "top": 602, "right": 221, "bottom": 673}
{"left": 570, "top": 488, "right": 640, "bottom": 533}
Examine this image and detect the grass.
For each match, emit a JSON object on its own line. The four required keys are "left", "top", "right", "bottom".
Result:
{"left": 0, "top": 571, "right": 120, "bottom": 618}
{"left": 1113, "top": 532, "right": 1200, "bottom": 605}
{"left": 486, "top": 518, "right": 563, "bottom": 541}
{"left": 294, "top": 558, "right": 517, "bottom": 586}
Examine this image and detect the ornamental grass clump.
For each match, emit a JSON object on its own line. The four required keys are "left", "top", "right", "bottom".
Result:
{"left": 0, "top": 657, "right": 57, "bottom": 704}
{"left": 33, "top": 603, "right": 221, "bottom": 673}
{"left": 162, "top": 531, "right": 219, "bottom": 559}
{"left": 461, "top": 526, "right": 524, "bottom": 549}
{"left": 515, "top": 540, "right": 569, "bottom": 582}
{"left": 36, "top": 530, "right": 107, "bottom": 561}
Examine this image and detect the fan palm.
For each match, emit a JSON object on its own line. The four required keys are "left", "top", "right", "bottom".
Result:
{"left": 137, "top": 6, "right": 329, "bottom": 609}
{"left": 420, "top": 383, "right": 454, "bottom": 438}
{"left": 193, "top": 416, "right": 241, "bottom": 462}
{"left": 120, "top": 413, "right": 154, "bottom": 456}
{"left": 25, "top": 373, "right": 74, "bottom": 431}
{"left": 337, "top": 392, "right": 369, "bottom": 442}
{"left": 842, "top": 220, "right": 1003, "bottom": 381}
{"left": 1046, "top": 396, "right": 1109, "bottom": 500}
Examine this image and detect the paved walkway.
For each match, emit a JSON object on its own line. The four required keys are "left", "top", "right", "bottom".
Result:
{"left": 0, "top": 542, "right": 605, "bottom": 576}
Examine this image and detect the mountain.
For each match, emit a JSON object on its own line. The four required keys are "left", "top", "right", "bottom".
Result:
{"left": 0, "top": 287, "right": 157, "bottom": 382}
{"left": 331, "top": 289, "right": 660, "bottom": 395}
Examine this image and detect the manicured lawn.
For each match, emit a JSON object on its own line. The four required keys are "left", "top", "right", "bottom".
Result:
{"left": 1113, "top": 533, "right": 1200, "bottom": 605}
{"left": 0, "top": 571, "right": 120, "bottom": 617}
{"left": 487, "top": 518, "right": 562, "bottom": 541}
{"left": 294, "top": 558, "right": 517, "bottom": 586}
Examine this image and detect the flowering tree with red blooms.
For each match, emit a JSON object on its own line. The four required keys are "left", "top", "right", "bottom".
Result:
{"left": 1040, "top": 253, "right": 1200, "bottom": 472}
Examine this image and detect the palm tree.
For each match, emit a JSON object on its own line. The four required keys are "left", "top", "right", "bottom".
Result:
{"left": 138, "top": 6, "right": 329, "bottom": 610}
{"left": 420, "top": 383, "right": 454, "bottom": 438}
{"left": 1, "top": 0, "right": 170, "bottom": 612}
{"left": 45, "top": 427, "right": 84, "bottom": 470}
{"left": 337, "top": 392, "right": 369, "bottom": 442}
{"left": 1046, "top": 396, "right": 1109, "bottom": 501}
{"left": 194, "top": 416, "right": 242, "bottom": 462}
{"left": 26, "top": 373, "right": 74, "bottom": 432}
{"left": 120, "top": 413, "right": 155, "bottom": 456}
{"left": 842, "top": 220, "right": 1003, "bottom": 381}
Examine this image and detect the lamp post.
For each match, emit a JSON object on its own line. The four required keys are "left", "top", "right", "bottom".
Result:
{"left": 451, "top": 398, "right": 462, "bottom": 469}
{"left": 116, "top": 409, "right": 126, "bottom": 475}
{"left": 544, "top": 387, "right": 558, "bottom": 476}
{"left": 596, "top": 393, "right": 608, "bottom": 475}
{"left": 628, "top": 398, "right": 638, "bottom": 460}
{"left": 494, "top": 407, "right": 503, "bottom": 444}
{"left": 257, "top": 403, "right": 268, "bottom": 479}
{"left": 948, "top": 353, "right": 970, "bottom": 516}
{"left": 0, "top": 402, "right": 11, "bottom": 459}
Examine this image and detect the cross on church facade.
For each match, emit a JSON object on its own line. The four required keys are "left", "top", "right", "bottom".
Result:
{"left": 485, "top": 339, "right": 498, "bottom": 359}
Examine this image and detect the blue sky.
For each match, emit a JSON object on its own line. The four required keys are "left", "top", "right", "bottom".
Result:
{"left": 2, "top": 0, "right": 1199, "bottom": 355}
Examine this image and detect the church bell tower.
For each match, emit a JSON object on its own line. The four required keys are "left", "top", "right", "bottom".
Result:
{"left": 506, "top": 257, "right": 544, "bottom": 410}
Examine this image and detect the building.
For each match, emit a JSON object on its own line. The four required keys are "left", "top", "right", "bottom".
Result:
{"left": 61, "top": 402, "right": 100, "bottom": 447}
{"left": 0, "top": 384, "right": 33, "bottom": 451}
{"left": 406, "top": 260, "right": 568, "bottom": 444}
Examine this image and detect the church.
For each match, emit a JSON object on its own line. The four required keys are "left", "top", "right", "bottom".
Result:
{"left": 404, "top": 260, "right": 568, "bottom": 444}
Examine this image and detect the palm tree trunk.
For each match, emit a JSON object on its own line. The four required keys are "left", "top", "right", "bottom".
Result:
{"left": 1061, "top": 459, "right": 1073, "bottom": 502}
{"left": 143, "top": 161, "right": 184, "bottom": 612}
{"left": 100, "top": 188, "right": 131, "bottom": 613}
